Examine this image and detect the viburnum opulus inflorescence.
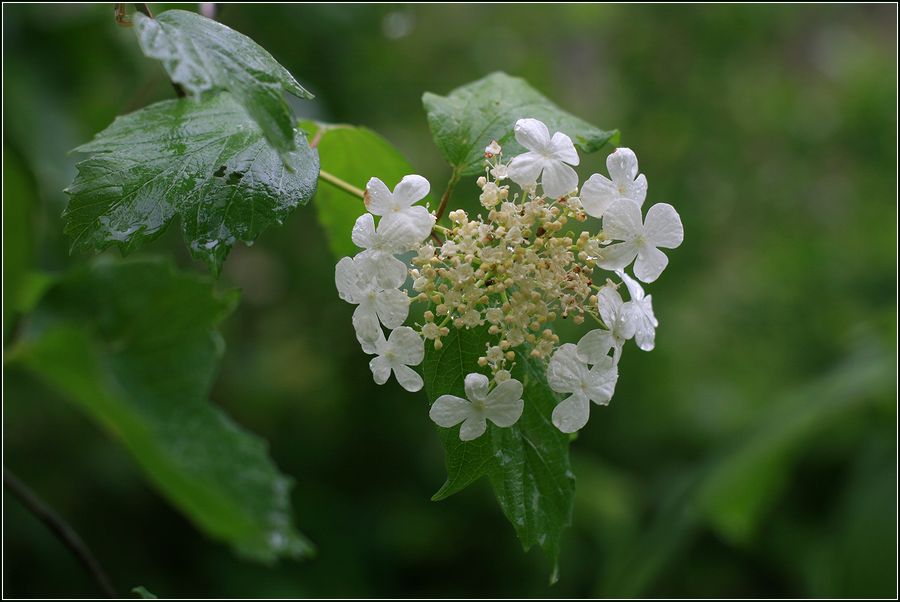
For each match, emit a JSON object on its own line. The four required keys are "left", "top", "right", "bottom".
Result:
{"left": 335, "top": 117, "right": 683, "bottom": 439}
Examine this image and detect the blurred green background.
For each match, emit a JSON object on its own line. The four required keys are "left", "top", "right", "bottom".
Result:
{"left": 3, "top": 3, "right": 896, "bottom": 598}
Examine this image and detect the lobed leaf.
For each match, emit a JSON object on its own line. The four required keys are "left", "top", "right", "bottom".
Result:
{"left": 422, "top": 325, "right": 575, "bottom": 576}
{"left": 422, "top": 71, "right": 618, "bottom": 176}
{"left": 134, "top": 9, "right": 312, "bottom": 157}
{"left": 64, "top": 93, "right": 318, "bottom": 274}
{"left": 11, "top": 258, "right": 312, "bottom": 563}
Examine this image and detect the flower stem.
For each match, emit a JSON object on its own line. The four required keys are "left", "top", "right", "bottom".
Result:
{"left": 319, "top": 169, "right": 365, "bottom": 199}
{"left": 434, "top": 169, "right": 461, "bottom": 223}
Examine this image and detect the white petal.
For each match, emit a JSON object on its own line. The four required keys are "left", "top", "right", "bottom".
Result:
{"left": 597, "top": 240, "right": 639, "bottom": 271}
{"left": 514, "top": 118, "right": 551, "bottom": 152}
{"left": 596, "top": 285, "right": 625, "bottom": 330}
{"left": 355, "top": 251, "right": 407, "bottom": 290}
{"left": 485, "top": 379, "right": 524, "bottom": 428}
{"left": 369, "top": 355, "right": 392, "bottom": 385}
{"left": 547, "top": 343, "right": 587, "bottom": 394}
{"left": 607, "top": 147, "right": 639, "bottom": 183}
{"left": 430, "top": 394, "right": 472, "bottom": 427}
{"left": 628, "top": 297, "right": 657, "bottom": 351}
{"left": 376, "top": 213, "right": 420, "bottom": 252}
{"left": 580, "top": 174, "right": 618, "bottom": 218}
{"left": 507, "top": 151, "right": 545, "bottom": 187}
{"left": 459, "top": 415, "right": 488, "bottom": 441}
{"left": 643, "top": 203, "right": 684, "bottom": 249}
{"left": 585, "top": 356, "right": 618, "bottom": 405}
{"left": 541, "top": 161, "right": 579, "bottom": 199}
{"left": 629, "top": 174, "right": 648, "bottom": 207}
{"left": 392, "top": 363, "right": 423, "bottom": 392}
{"left": 386, "top": 326, "right": 424, "bottom": 366}
{"left": 335, "top": 257, "right": 363, "bottom": 303}
{"left": 380, "top": 206, "right": 435, "bottom": 247}
{"left": 351, "top": 213, "right": 376, "bottom": 250}
{"left": 392, "top": 174, "right": 430, "bottom": 207}
{"left": 358, "top": 326, "right": 385, "bottom": 355}
{"left": 611, "top": 342, "right": 624, "bottom": 364}
{"left": 576, "top": 328, "right": 616, "bottom": 363}
{"left": 374, "top": 288, "right": 409, "bottom": 329}
{"left": 463, "top": 372, "right": 490, "bottom": 403}
{"left": 549, "top": 131, "right": 579, "bottom": 165}
{"left": 552, "top": 393, "right": 591, "bottom": 433}
{"left": 352, "top": 305, "right": 381, "bottom": 346}
{"left": 617, "top": 269, "right": 645, "bottom": 302}
{"left": 485, "top": 398, "right": 523, "bottom": 429}
{"left": 602, "top": 199, "right": 644, "bottom": 241}
{"left": 634, "top": 245, "right": 669, "bottom": 283}
{"left": 364, "top": 177, "right": 393, "bottom": 216}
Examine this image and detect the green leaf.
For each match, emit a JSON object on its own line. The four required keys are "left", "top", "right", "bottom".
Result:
{"left": 422, "top": 71, "right": 618, "bottom": 176}
{"left": 422, "top": 325, "right": 575, "bottom": 574}
{"left": 11, "top": 258, "right": 312, "bottom": 563}
{"left": 64, "top": 93, "right": 319, "bottom": 274}
{"left": 134, "top": 9, "right": 312, "bottom": 157}
{"left": 299, "top": 121, "right": 414, "bottom": 260}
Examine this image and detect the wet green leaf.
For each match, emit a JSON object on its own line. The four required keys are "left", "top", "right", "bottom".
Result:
{"left": 422, "top": 325, "right": 575, "bottom": 575}
{"left": 11, "top": 258, "right": 312, "bottom": 563}
{"left": 64, "top": 93, "right": 318, "bottom": 274}
{"left": 135, "top": 9, "right": 312, "bottom": 157}
{"left": 423, "top": 72, "right": 618, "bottom": 176}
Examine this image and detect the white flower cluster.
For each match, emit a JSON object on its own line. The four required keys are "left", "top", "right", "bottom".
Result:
{"left": 334, "top": 175, "right": 435, "bottom": 392}
{"left": 335, "top": 117, "right": 683, "bottom": 439}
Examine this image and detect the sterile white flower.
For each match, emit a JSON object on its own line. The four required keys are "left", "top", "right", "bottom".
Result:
{"left": 351, "top": 213, "right": 409, "bottom": 288}
{"left": 362, "top": 326, "right": 425, "bottom": 392}
{"left": 364, "top": 175, "right": 436, "bottom": 245}
{"left": 507, "top": 118, "right": 580, "bottom": 198}
{"left": 581, "top": 147, "right": 648, "bottom": 218}
{"left": 429, "top": 372, "right": 524, "bottom": 441}
{"left": 547, "top": 344, "right": 618, "bottom": 433}
{"left": 577, "top": 284, "right": 635, "bottom": 363}
{"left": 618, "top": 270, "right": 658, "bottom": 352}
{"left": 599, "top": 200, "right": 684, "bottom": 283}
{"left": 335, "top": 256, "right": 409, "bottom": 343}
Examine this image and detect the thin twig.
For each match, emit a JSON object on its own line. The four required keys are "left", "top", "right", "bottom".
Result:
{"left": 4, "top": 468, "right": 118, "bottom": 598}
{"left": 309, "top": 126, "right": 327, "bottom": 149}
{"left": 319, "top": 169, "right": 365, "bottom": 199}
{"left": 433, "top": 169, "right": 461, "bottom": 223}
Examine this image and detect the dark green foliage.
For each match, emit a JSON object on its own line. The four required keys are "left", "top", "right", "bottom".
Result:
{"left": 64, "top": 93, "right": 318, "bottom": 273}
